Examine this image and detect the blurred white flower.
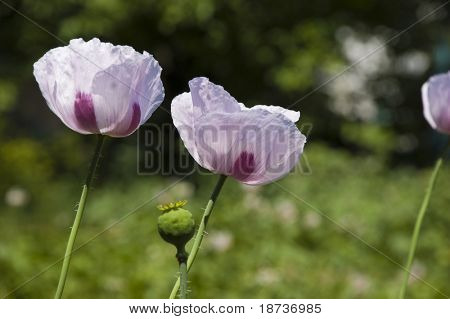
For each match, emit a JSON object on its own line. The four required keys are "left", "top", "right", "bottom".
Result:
{"left": 239, "top": 183, "right": 261, "bottom": 193}
{"left": 275, "top": 200, "right": 297, "bottom": 223}
{"left": 409, "top": 261, "right": 427, "bottom": 284}
{"left": 329, "top": 27, "right": 394, "bottom": 121}
{"left": 104, "top": 276, "right": 124, "bottom": 292}
{"left": 348, "top": 272, "right": 371, "bottom": 294}
{"left": 206, "top": 230, "right": 233, "bottom": 252}
{"left": 340, "top": 32, "right": 390, "bottom": 76}
{"left": 303, "top": 211, "right": 322, "bottom": 229}
{"left": 243, "top": 192, "right": 264, "bottom": 211}
{"left": 255, "top": 268, "right": 280, "bottom": 285}
{"left": 396, "top": 51, "right": 430, "bottom": 76}
{"left": 170, "top": 181, "right": 194, "bottom": 199}
{"left": 4, "top": 186, "right": 29, "bottom": 207}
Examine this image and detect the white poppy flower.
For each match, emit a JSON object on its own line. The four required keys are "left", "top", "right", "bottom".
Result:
{"left": 172, "top": 77, "right": 306, "bottom": 185}
{"left": 33, "top": 38, "right": 164, "bottom": 137}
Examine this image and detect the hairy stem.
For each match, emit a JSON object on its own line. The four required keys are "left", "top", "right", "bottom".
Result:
{"left": 176, "top": 248, "right": 188, "bottom": 299}
{"left": 169, "top": 175, "right": 227, "bottom": 298}
{"left": 55, "top": 135, "right": 105, "bottom": 298}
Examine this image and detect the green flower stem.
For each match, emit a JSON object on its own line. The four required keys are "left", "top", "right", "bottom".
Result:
{"left": 169, "top": 174, "right": 227, "bottom": 299}
{"left": 399, "top": 145, "right": 447, "bottom": 298}
{"left": 55, "top": 135, "right": 105, "bottom": 299}
{"left": 179, "top": 261, "right": 188, "bottom": 298}
{"left": 176, "top": 248, "right": 188, "bottom": 299}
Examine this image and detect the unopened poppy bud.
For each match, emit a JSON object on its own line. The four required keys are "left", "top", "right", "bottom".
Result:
{"left": 157, "top": 200, "right": 195, "bottom": 249}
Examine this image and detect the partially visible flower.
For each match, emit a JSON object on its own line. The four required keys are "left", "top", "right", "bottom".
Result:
{"left": 171, "top": 77, "right": 306, "bottom": 185}
{"left": 33, "top": 38, "right": 164, "bottom": 137}
{"left": 422, "top": 72, "right": 450, "bottom": 134}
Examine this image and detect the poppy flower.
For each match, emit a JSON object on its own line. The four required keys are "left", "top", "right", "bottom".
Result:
{"left": 171, "top": 77, "right": 306, "bottom": 185}
{"left": 422, "top": 72, "right": 450, "bottom": 134}
{"left": 33, "top": 38, "right": 164, "bottom": 137}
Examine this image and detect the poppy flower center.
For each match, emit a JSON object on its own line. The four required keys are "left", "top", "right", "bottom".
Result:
{"left": 231, "top": 151, "right": 255, "bottom": 181}
{"left": 74, "top": 91, "right": 99, "bottom": 133}
{"left": 122, "top": 102, "right": 141, "bottom": 136}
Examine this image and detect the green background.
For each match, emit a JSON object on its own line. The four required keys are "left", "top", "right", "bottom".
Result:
{"left": 0, "top": 0, "right": 449, "bottom": 298}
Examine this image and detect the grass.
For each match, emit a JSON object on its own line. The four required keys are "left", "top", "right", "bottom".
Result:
{"left": 0, "top": 143, "right": 448, "bottom": 298}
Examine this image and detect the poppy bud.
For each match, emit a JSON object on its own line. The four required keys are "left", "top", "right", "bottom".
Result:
{"left": 157, "top": 200, "right": 195, "bottom": 250}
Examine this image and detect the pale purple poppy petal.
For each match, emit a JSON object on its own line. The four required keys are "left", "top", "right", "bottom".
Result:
{"left": 33, "top": 43, "right": 88, "bottom": 134}
{"left": 422, "top": 73, "right": 450, "bottom": 134}
{"left": 244, "top": 111, "right": 306, "bottom": 185}
{"left": 194, "top": 109, "right": 306, "bottom": 184}
{"left": 67, "top": 38, "right": 150, "bottom": 88}
{"left": 193, "top": 112, "right": 242, "bottom": 173}
{"left": 188, "top": 77, "right": 241, "bottom": 118}
{"left": 250, "top": 105, "right": 300, "bottom": 123}
{"left": 90, "top": 62, "right": 138, "bottom": 136}
{"left": 105, "top": 102, "right": 141, "bottom": 137}
{"left": 422, "top": 81, "right": 437, "bottom": 129}
{"left": 130, "top": 53, "right": 164, "bottom": 124}
{"left": 171, "top": 92, "right": 201, "bottom": 164}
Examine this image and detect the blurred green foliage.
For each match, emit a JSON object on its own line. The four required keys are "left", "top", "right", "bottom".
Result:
{"left": 0, "top": 0, "right": 449, "bottom": 298}
{"left": 0, "top": 144, "right": 448, "bottom": 298}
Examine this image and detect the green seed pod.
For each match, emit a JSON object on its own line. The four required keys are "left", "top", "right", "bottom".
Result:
{"left": 157, "top": 200, "right": 195, "bottom": 250}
